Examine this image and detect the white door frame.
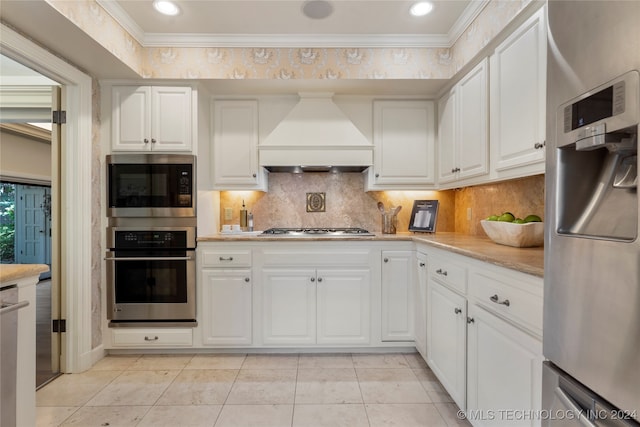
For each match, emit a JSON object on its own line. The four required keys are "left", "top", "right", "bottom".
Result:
{"left": 1, "top": 23, "right": 95, "bottom": 373}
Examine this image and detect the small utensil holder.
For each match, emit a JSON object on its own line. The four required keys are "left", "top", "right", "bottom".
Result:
{"left": 382, "top": 211, "right": 398, "bottom": 234}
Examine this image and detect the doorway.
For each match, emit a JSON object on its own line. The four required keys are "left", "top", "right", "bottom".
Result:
{"left": 2, "top": 22, "right": 95, "bottom": 377}
{"left": 0, "top": 54, "right": 62, "bottom": 388}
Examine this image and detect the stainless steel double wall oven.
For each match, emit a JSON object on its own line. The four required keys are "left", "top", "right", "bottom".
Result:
{"left": 106, "top": 154, "right": 197, "bottom": 326}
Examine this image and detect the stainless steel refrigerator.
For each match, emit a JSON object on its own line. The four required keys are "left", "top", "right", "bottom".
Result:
{"left": 544, "top": 1, "right": 640, "bottom": 425}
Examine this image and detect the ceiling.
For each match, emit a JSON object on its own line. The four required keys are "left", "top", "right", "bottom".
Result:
{"left": 104, "top": 0, "right": 476, "bottom": 46}
{"left": 1, "top": 0, "right": 485, "bottom": 95}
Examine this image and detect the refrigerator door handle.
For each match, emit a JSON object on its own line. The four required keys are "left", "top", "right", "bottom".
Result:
{"left": 554, "top": 386, "right": 596, "bottom": 427}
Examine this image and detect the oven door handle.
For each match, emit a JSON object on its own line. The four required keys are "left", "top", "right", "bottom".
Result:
{"left": 104, "top": 256, "right": 194, "bottom": 261}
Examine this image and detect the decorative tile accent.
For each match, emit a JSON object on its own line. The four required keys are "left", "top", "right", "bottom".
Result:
{"left": 306, "top": 192, "right": 326, "bottom": 212}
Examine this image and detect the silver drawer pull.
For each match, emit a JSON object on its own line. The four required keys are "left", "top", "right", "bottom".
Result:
{"left": 144, "top": 336, "right": 159, "bottom": 341}
{"left": 419, "top": 262, "right": 426, "bottom": 267}
{"left": 489, "top": 294, "right": 510, "bottom": 307}
{"left": 436, "top": 268, "right": 448, "bottom": 276}
{"left": 244, "top": 277, "right": 250, "bottom": 283}
{"left": 454, "top": 307, "right": 462, "bottom": 314}
{"left": 219, "top": 256, "right": 234, "bottom": 261}
{"left": 467, "top": 317, "right": 474, "bottom": 324}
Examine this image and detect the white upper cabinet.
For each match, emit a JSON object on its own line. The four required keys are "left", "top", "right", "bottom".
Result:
{"left": 437, "top": 58, "right": 489, "bottom": 187}
{"left": 212, "top": 100, "right": 267, "bottom": 191}
{"left": 490, "top": 6, "right": 547, "bottom": 178}
{"left": 365, "top": 100, "right": 435, "bottom": 190}
{"left": 111, "top": 86, "right": 193, "bottom": 152}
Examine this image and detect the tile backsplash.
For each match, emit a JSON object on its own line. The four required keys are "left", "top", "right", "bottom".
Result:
{"left": 455, "top": 174, "right": 545, "bottom": 236}
{"left": 218, "top": 173, "right": 544, "bottom": 237}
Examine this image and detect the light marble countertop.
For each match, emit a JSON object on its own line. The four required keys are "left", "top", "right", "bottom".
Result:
{"left": 198, "top": 232, "right": 544, "bottom": 277}
{"left": 0, "top": 264, "right": 50, "bottom": 284}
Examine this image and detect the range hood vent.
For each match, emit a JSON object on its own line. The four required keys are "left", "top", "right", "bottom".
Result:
{"left": 259, "top": 93, "right": 373, "bottom": 170}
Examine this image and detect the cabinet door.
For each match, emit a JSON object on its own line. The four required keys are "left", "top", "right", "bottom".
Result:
{"left": 112, "top": 86, "right": 151, "bottom": 151}
{"left": 437, "top": 88, "right": 457, "bottom": 184}
{"left": 262, "top": 268, "right": 316, "bottom": 345}
{"left": 414, "top": 252, "right": 428, "bottom": 360}
{"left": 316, "top": 268, "right": 371, "bottom": 345}
{"left": 426, "top": 280, "right": 466, "bottom": 410}
{"left": 457, "top": 58, "right": 489, "bottom": 180}
{"left": 467, "top": 304, "right": 543, "bottom": 426}
{"left": 381, "top": 251, "right": 415, "bottom": 341}
{"left": 201, "top": 269, "right": 252, "bottom": 345}
{"left": 151, "top": 86, "right": 192, "bottom": 151}
{"left": 372, "top": 100, "right": 435, "bottom": 186}
{"left": 212, "top": 100, "right": 265, "bottom": 190}
{"left": 490, "top": 7, "right": 546, "bottom": 173}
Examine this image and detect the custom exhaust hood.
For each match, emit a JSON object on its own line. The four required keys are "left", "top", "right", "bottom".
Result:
{"left": 259, "top": 93, "right": 373, "bottom": 172}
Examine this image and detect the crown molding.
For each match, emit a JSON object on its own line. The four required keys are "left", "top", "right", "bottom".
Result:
{"left": 97, "top": 0, "right": 486, "bottom": 49}
{"left": 142, "top": 33, "right": 451, "bottom": 48}
{"left": 96, "top": 0, "right": 146, "bottom": 45}
{"left": 447, "top": 0, "right": 491, "bottom": 45}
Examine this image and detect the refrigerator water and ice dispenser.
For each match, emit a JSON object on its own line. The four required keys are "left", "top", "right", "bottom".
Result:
{"left": 555, "top": 71, "right": 639, "bottom": 241}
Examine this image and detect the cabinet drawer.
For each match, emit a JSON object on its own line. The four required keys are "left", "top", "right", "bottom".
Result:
{"left": 201, "top": 250, "right": 252, "bottom": 267}
{"left": 469, "top": 270, "right": 543, "bottom": 335}
{"left": 111, "top": 328, "right": 193, "bottom": 347}
{"left": 429, "top": 256, "right": 467, "bottom": 294}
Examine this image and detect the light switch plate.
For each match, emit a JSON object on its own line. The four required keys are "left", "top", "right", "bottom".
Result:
{"left": 224, "top": 207, "right": 233, "bottom": 220}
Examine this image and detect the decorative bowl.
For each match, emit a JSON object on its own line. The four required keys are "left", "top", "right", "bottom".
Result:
{"left": 480, "top": 220, "right": 544, "bottom": 248}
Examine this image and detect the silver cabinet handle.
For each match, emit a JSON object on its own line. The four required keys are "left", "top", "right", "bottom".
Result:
{"left": 419, "top": 262, "right": 425, "bottom": 267}
{"left": 317, "top": 277, "right": 323, "bottom": 283}
{"left": 144, "top": 138, "right": 149, "bottom": 144}
{"left": 244, "top": 277, "right": 250, "bottom": 283}
{"left": 454, "top": 307, "right": 462, "bottom": 314}
{"left": 144, "top": 336, "right": 159, "bottom": 341}
{"left": 252, "top": 173, "right": 257, "bottom": 178}
{"left": 375, "top": 173, "right": 380, "bottom": 178}
{"left": 384, "top": 258, "right": 389, "bottom": 263}
{"left": 151, "top": 138, "right": 157, "bottom": 144}
{"left": 435, "top": 268, "right": 448, "bottom": 276}
{"left": 219, "top": 256, "right": 234, "bottom": 261}
{"left": 489, "top": 294, "right": 510, "bottom": 307}
{"left": 467, "top": 317, "right": 474, "bottom": 324}
{"left": 534, "top": 141, "right": 546, "bottom": 149}
{"left": 310, "top": 277, "right": 315, "bottom": 282}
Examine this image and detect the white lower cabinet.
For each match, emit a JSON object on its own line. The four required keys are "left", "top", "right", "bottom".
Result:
{"left": 262, "top": 267, "right": 371, "bottom": 345}
{"left": 426, "top": 279, "right": 467, "bottom": 409}
{"left": 381, "top": 251, "right": 415, "bottom": 341}
{"left": 466, "top": 304, "right": 543, "bottom": 427}
{"left": 200, "top": 269, "right": 252, "bottom": 345}
{"left": 422, "top": 247, "right": 543, "bottom": 424}
{"left": 262, "top": 268, "right": 317, "bottom": 345}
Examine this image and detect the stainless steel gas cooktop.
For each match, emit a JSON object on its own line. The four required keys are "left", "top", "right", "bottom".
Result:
{"left": 261, "top": 227, "right": 374, "bottom": 237}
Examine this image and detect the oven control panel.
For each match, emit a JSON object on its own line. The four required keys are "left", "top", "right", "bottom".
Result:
{"left": 115, "top": 230, "right": 187, "bottom": 249}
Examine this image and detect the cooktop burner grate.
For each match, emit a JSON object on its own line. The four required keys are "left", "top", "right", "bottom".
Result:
{"left": 261, "top": 227, "right": 374, "bottom": 236}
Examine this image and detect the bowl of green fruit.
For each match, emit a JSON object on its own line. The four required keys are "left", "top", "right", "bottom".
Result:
{"left": 480, "top": 212, "right": 543, "bottom": 247}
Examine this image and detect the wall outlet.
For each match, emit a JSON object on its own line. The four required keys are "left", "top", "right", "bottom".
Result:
{"left": 224, "top": 207, "right": 233, "bottom": 221}
{"left": 467, "top": 207, "right": 472, "bottom": 221}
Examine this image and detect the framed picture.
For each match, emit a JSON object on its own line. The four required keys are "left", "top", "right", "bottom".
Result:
{"left": 409, "top": 200, "right": 439, "bottom": 233}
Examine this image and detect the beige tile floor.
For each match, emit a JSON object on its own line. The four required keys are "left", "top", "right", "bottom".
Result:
{"left": 36, "top": 352, "right": 471, "bottom": 427}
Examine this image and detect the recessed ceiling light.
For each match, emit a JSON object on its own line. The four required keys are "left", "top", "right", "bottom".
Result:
{"left": 153, "top": 0, "right": 180, "bottom": 16}
{"left": 410, "top": 2, "right": 433, "bottom": 17}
